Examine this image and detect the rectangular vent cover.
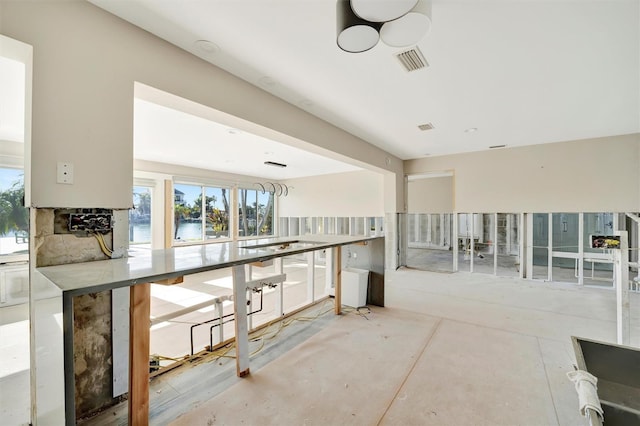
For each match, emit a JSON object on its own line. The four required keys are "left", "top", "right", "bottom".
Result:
{"left": 397, "top": 46, "right": 428, "bottom": 72}
{"left": 418, "top": 123, "right": 434, "bottom": 131}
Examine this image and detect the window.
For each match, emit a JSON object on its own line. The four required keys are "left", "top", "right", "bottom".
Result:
{"left": 238, "top": 188, "right": 274, "bottom": 237}
{"left": 174, "top": 183, "right": 230, "bottom": 243}
{"left": 0, "top": 167, "right": 28, "bottom": 262}
{"left": 130, "top": 186, "right": 152, "bottom": 246}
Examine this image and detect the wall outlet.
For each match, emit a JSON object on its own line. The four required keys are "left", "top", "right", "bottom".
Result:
{"left": 57, "top": 162, "right": 74, "bottom": 184}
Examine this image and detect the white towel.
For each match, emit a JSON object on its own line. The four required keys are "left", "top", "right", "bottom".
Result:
{"left": 567, "top": 370, "right": 604, "bottom": 420}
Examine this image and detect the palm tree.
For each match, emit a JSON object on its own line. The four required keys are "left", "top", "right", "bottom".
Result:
{"left": 256, "top": 194, "right": 274, "bottom": 234}
{"left": 135, "top": 191, "right": 151, "bottom": 216}
{"left": 221, "top": 188, "right": 229, "bottom": 213}
{"left": 0, "top": 180, "right": 28, "bottom": 236}
{"left": 192, "top": 193, "right": 216, "bottom": 219}
{"left": 174, "top": 204, "right": 190, "bottom": 239}
{"left": 239, "top": 189, "right": 249, "bottom": 236}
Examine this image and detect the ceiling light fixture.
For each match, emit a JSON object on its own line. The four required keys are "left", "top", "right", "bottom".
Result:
{"left": 258, "top": 76, "right": 278, "bottom": 88}
{"left": 337, "top": 0, "right": 432, "bottom": 53}
{"left": 193, "top": 40, "right": 219, "bottom": 55}
{"left": 336, "top": 0, "right": 381, "bottom": 53}
{"left": 264, "top": 161, "right": 287, "bottom": 168}
{"left": 380, "top": 2, "right": 431, "bottom": 47}
{"left": 299, "top": 99, "right": 314, "bottom": 108}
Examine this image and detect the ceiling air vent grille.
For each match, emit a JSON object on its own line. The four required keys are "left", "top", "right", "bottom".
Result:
{"left": 418, "top": 123, "right": 434, "bottom": 131}
{"left": 397, "top": 47, "right": 428, "bottom": 72}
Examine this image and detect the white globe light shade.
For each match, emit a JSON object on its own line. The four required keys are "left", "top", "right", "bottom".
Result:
{"left": 351, "top": 0, "right": 418, "bottom": 22}
{"left": 380, "top": 12, "right": 431, "bottom": 47}
{"left": 337, "top": 25, "right": 380, "bottom": 53}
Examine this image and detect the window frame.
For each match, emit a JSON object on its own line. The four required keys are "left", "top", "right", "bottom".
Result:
{"left": 0, "top": 160, "right": 28, "bottom": 264}
{"left": 130, "top": 184, "right": 154, "bottom": 247}
{"left": 172, "top": 180, "right": 233, "bottom": 246}
{"left": 237, "top": 186, "right": 275, "bottom": 240}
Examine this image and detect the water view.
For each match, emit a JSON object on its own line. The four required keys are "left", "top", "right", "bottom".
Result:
{"left": 130, "top": 222, "right": 230, "bottom": 244}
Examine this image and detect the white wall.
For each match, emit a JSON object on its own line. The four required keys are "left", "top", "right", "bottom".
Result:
{"left": 405, "top": 134, "right": 640, "bottom": 213}
{"left": 407, "top": 176, "right": 454, "bottom": 213}
{"left": 0, "top": 2, "right": 402, "bottom": 210}
{"left": 280, "top": 170, "right": 384, "bottom": 217}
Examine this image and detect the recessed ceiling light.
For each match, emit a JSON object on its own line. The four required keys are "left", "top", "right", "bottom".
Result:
{"left": 258, "top": 76, "right": 278, "bottom": 88}
{"left": 418, "top": 123, "right": 434, "bottom": 131}
{"left": 193, "top": 40, "right": 219, "bottom": 54}
{"left": 464, "top": 127, "right": 478, "bottom": 133}
{"left": 299, "top": 99, "right": 314, "bottom": 108}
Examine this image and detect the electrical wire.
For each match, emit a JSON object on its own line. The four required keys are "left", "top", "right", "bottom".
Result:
{"left": 91, "top": 231, "right": 113, "bottom": 257}
{"left": 153, "top": 298, "right": 346, "bottom": 373}
{"left": 245, "top": 299, "right": 335, "bottom": 357}
{"left": 341, "top": 305, "right": 372, "bottom": 320}
{"left": 154, "top": 354, "right": 184, "bottom": 362}
{"left": 184, "top": 299, "right": 336, "bottom": 363}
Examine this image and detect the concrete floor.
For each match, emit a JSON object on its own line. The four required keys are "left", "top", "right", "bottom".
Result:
{"left": 96, "top": 268, "right": 639, "bottom": 425}
{"left": 4, "top": 267, "right": 639, "bottom": 425}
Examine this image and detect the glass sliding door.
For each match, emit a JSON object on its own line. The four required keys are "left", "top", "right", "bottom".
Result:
{"left": 458, "top": 213, "right": 480, "bottom": 272}
{"left": 474, "top": 213, "right": 496, "bottom": 274}
{"left": 130, "top": 186, "right": 152, "bottom": 248}
{"left": 237, "top": 187, "right": 274, "bottom": 238}
{"left": 406, "top": 213, "right": 453, "bottom": 272}
{"left": 551, "top": 213, "right": 579, "bottom": 283}
{"left": 532, "top": 213, "right": 550, "bottom": 280}
{"left": 582, "top": 212, "right": 615, "bottom": 287}
{"left": 496, "top": 213, "right": 521, "bottom": 277}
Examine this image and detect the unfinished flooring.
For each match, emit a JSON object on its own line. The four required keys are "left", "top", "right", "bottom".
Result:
{"left": 87, "top": 267, "right": 639, "bottom": 425}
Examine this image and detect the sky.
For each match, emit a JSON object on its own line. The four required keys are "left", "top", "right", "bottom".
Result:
{"left": 174, "top": 183, "right": 228, "bottom": 209}
{"left": 0, "top": 167, "right": 23, "bottom": 191}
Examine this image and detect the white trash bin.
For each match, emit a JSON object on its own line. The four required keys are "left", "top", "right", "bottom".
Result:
{"left": 341, "top": 268, "right": 369, "bottom": 308}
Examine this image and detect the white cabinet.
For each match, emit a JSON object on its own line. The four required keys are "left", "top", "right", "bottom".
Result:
{"left": 0, "top": 263, "right": 29, "bottom": 306}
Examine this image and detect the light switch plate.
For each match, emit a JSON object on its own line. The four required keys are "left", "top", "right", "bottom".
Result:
{"left": 57, "top": 162, "right": 74, "bottom": 184}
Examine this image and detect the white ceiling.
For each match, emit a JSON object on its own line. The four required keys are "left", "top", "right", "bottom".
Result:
{"left": 93, "top": 0, "right": 639, "bottom": 170}
{"left": 134, "top": 98, "right": 362, "bottom": 180}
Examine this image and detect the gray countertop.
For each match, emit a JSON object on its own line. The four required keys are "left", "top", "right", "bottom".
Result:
{"left": 36, "top": 235, "right": 383, "bottom": 296}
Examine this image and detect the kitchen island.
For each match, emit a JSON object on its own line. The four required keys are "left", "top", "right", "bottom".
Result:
{"left": 31, "top": 234, "right": 384, "bottom": 425}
